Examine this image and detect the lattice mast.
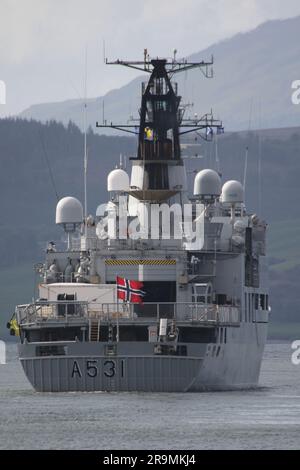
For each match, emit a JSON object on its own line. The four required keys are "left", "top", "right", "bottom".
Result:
{"left": 96, "top": 51, "right": 223, "bottom": 202}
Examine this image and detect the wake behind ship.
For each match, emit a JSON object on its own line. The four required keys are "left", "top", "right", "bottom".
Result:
{"left": 9, "top": 52, "right": 269, "bottom": 392}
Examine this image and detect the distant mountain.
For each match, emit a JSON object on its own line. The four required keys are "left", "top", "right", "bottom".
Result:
{"left": 20, "top": 15, "right": 300, "bottom": 132}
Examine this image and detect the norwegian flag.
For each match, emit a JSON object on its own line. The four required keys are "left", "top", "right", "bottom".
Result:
{"left": 116, "top": 276, "right": 145, "bottom": 304}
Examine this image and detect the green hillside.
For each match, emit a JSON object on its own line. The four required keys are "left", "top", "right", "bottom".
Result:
{"left": 268, "top": 219, "right": 300, "bottom": 270}
{"left": 0, "top": 263, "right": 34, "bottom": 339}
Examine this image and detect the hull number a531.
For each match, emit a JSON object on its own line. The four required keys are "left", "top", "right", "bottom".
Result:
{"left": 71, "top": 359, "right": 124, "bottom": 379}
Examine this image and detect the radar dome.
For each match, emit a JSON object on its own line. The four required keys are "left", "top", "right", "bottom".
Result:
{"left": 56, "top": 197, "right": 83, "bottom": 225}
{"left": 221, "top": 180, "right": 244, "bottom": 204}
{"left": 193, "top": 169, "right": 221, "bottom": 199}
{"left": 107, "top": 168, "right": 130, "bottom": 192}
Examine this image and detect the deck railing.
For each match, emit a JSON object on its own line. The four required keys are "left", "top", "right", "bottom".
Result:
{"left": 16, "top": 300, "right": 240, "bottom": 326}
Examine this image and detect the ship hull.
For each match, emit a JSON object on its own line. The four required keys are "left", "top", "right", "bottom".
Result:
{"left": 20, "top": 355, "right": 202, "bottom": 392}
{"left": 18, "top": 323, "right": 268, "bottom": 392}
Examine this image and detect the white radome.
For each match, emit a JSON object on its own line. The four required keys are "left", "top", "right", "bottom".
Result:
{"left": 107, "top": 168, "right": 130, "bottom": 192}
{"left": 56, "top": 197, "right": 83, "bottom": 225}
{"left": 221, "top": 180, "right": 244, "bottom": 204}
{"left": 193, "top": 169, "right": 222, "bottom": 198}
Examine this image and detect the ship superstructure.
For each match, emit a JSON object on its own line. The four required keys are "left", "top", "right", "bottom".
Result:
{"left": 11, "top": 53, "right": 269, "bottom": 392}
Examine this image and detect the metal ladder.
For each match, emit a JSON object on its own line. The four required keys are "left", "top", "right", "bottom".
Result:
{"left": 89, "top": 319, "right": 100, "bottom": 342}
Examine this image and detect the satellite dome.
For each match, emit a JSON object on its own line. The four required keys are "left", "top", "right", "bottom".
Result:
{"left": 193, "top": 169, "right": 221, "bottom": 199}
{"left": 56, "top": 197, "right": 83, "bottom": 225}
{"left": 221, "top": 180, "right": 244, "bottom": 204}
{"left": 107, "top": 168, "right": 130, "bottom": 192}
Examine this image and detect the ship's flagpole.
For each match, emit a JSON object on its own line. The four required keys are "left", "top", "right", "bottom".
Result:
{"left": 116, "top": 274, "right": 120, "bottom": 342}
{"left": 243, "top": 146, "right": 248, "bottom": 206}
{"left": 84, "top": 47, "right": 88, "bottom": 242}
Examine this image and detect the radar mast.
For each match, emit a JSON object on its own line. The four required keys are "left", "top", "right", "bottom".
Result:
{"left": 96, "top": 51, "right": 224, "bottom": 202}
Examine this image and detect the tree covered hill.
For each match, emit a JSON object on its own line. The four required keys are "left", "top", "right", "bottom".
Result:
{"left": 1, "top": 117, "right": 300, "bottom": 266}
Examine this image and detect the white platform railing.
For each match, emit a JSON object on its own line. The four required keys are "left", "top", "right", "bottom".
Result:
{"left": 16, "top": 301, "right": 240, "bottom": 326}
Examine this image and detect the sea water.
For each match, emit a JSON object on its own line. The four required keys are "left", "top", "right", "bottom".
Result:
{"left": 0, "top": 342, "right": 299, "bottom": 450}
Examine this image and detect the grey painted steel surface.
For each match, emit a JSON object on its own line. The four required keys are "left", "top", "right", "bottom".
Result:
{"left": 20, "top": 355, "right": 202, "bottom": 392}
{"left": 18, "top": 322, "right": 268, "bottom": 392}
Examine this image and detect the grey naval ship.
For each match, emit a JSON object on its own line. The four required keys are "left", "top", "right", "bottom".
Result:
{"left": 10, "top": 53, "right": 269, "bottom": 392}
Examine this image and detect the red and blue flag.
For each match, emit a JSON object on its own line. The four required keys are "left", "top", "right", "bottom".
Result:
{"left": 116, "top": 276, "right": 145, "bottom": 304}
